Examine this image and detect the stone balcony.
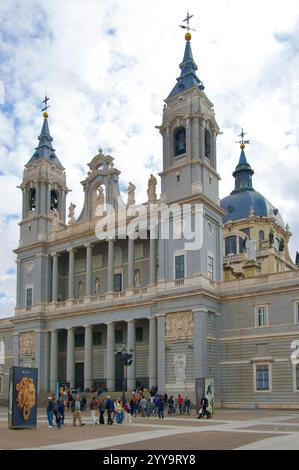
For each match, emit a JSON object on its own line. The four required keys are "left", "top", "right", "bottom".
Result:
{"left": 14, "top": 273, "right": 219, "bottom": 318}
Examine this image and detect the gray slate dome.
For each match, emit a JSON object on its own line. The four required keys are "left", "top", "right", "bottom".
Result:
{"left": 220, "top": 148, "right": 285, "bottom": 229}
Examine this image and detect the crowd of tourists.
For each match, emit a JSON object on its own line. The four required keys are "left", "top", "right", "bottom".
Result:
{"left": 45, "top": 386, "right": 205, "bottom": 429}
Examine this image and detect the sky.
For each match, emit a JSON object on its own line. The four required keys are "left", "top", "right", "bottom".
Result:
{"left": 0, "top": 0, "right": 299, "bottom": 318}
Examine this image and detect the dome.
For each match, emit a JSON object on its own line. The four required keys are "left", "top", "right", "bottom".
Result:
{"left": 221, "top": 189, "right": 285, "bottom": 228}
{"left": 220, "top": 148, "right": 285, "bottom": 229}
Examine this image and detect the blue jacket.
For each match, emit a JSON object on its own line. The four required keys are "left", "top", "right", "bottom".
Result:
{"left": 106, "top": 398, "right": 114, "bottom": 411}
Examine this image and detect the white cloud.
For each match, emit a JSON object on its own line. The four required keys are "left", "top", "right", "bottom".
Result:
{"left": 0, "top": 0, "right": 299, "bottom": 317}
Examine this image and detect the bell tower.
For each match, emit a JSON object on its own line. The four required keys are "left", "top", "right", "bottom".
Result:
{"left": 157, "top": 16, "right": 221, "bottom": 205}
{"left": 18, "top": 100, "right": 69, "bottom": 247}
{"left": 156, "top": 14, "right": 224, "bottom": 283}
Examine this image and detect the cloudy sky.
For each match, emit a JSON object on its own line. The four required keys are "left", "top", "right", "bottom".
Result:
{"left": 0, "top": 0, "right": 299, "bottom": 318}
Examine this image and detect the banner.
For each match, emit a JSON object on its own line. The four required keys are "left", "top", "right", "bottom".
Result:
{"left": 8, "top": 366, "right": 38, "bottom": 429}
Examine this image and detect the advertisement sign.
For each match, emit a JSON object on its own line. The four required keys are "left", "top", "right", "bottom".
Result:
{"left": 205, "top": 378, "right": 215, "bottom": 415}
{"left": 8, "top": 366, "right": 38, "bottom": 429}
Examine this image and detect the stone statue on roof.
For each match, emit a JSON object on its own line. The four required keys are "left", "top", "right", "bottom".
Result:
{"left": 147, "top": 174, "right": 157, "bottom": 204}
{"left": 68, "top": 202, "right": 76, "bottom": 225}
{"left": 127, "top": 182, "right": 136, "bottom": 207}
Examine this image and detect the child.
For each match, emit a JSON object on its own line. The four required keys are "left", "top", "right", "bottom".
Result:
{"left": 124, "top": 400, "right": 132, "bottom": 424}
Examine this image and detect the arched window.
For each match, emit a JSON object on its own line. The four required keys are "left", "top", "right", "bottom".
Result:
{"left": 50, "top": 190, "right": 59, "bottom": 211}
{"left": 259, "top": 230, "right": 265, "bottom": 241}
{"left": 29, "top": 188, "right": 36, "bottom": 211}
{"left": 174, "top": 127, "right": 186, "bottom": 156}
{"left": 225, "top": 235, "right": 237, "bottom": 256}
{"left": 205, "top": 128, "right": 211, "bottom": 158}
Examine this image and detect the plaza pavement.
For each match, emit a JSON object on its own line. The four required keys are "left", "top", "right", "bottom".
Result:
{"left": 0, "top": 408, "right": 299, "bottom": 450}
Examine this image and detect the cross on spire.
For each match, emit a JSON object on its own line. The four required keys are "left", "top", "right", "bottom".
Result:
{"left": 179, "top": 10, "right": 196, "bottom": 32}
{"left": 236, "top": 128, "right": 250, "bottom": 149}
{"left": 41, "top": 95, "right": 50, "bottom": 113}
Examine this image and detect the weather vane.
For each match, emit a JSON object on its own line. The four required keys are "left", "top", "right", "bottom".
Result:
{"left": 179, "top": 11, "right": 195, "bottom": 40}
{"left": 41, "top": 95, "right": 50, "bottom": 118}
{"left": 236, "top": 128, "right": 250, "bottom": 149}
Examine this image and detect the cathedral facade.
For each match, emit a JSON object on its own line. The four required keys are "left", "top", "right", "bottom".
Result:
{"left": 0, "top": 30, "right": 299, "bottom": 409}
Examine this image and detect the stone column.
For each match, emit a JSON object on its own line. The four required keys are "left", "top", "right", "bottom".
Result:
{"left": 193, "top": 308, "right": 208, "bottom": 379}
{"left": 61, "top": 189, "right": 65, "bottom": 221}
{"left": 84, "top": 325, "right": 93, "bottom": 390}
{"left": 85, "top": 243, "right": 93, "bottom": 297}
{"left": 51, "top": 253, "right": 59, "bottom": 303}
{"left": 22, "top": 188, "right": 27, "bottom": 219}
{"left": 186, "top": 117, "right": 192, "bottom": 159}
{"left": 157, "top": 314, "right": 166, "bottom": 392}
{"left": 68, "top": 248, "right": 75, "bottom": 299}
{"left": 16, "top": 260, "right": 22, "bottom": 307}
{"left": 66, "top": 327, "right": 75, "bottom": 388}
{"left": 34, "top": 183, "right": 39, "bottom": 213}
{"left": 106, "top": 322, "right": 115, "bottom": 390}
{"left": 13, "top": 333, "right": 19, "bottom": 366}
{"left": 128, "top": 237, "right": 135, "bottom": 289}
{"left": 126, "top": 319, "right": 136, "bottom": 391}
{"left": 35, "top": 330, "right": 49, "bottom": 393}
{"left": 211, "top": 129, "right": 217, "bottom": 169}
{"left": 158, "top": 238, "right": 166, "bottom": 281}
{"left": 199, "top": 119, "right": 205, "bottom": 159}
{"left": 149, "top": 237, "right": 156, "bottom": 285}
{"left": 107, "top": 239, "right": 114, "bottom": 292}
{"left": 165, "top": 126, "right": 171, "bottom": 168}
{"left": 148, "top": 316, "right": 157, "bottom": 388}
{"left": 192, "top": 117, "right": 200, "bottom": 160}
{"left": 49, "top": 330, "right": 58, "bottom": 392}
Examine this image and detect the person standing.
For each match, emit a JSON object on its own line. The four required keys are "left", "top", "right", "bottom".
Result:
{"left": 139, "top": 397, "right": 147, "bottom": 417}
{"left": 46, "top": 396, "right": 55, "bottom": 429}
{"left": 89, "top": 396, "right": 98, "bottom": 425}
{"left": 177, "top": 394, "right": 183, "bottom": 415}
{"left": 81, "top": 395, "right": 87, "bottom": 412}
{"left": 157, "top": 395, "right": 165, "bottom": 419}
{"left": 124, "top": 400, "right": 132, "bottom": 424}
{"left": 184, "top": 396, "right": 191, "bottom": 415}
{"left": 57, "top": 398, "right": 65, "bottom": 425}
{"left": 167, "top": 395, "right": 175, "bottom": 415}
{"left": 106, "top": 395, "right": 114, "bottom": 425}
{"left": 98, "top": 396, "right": 106, "bottom": 424}
{"left": 55, "top": 409, "right": 62, "bottom": 429}
{"left": 71, "top": 394, "right": 85, "bottom": 426}
{"left": 115, "top": 400, "right": 124, "bottom": 424}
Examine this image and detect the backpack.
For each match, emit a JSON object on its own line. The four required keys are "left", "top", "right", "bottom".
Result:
{"left": 204, "top": 397, "right": 209, "bottom": 407}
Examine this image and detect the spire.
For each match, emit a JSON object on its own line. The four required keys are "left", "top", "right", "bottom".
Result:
{"left": 167, "top": 12, "right": 204, "bottom": 100}
{"left": 231, "top": 129, "right": 254, "bottom": 193}
{"left": 26, "top": 96, "right": 64, "bottom": 169}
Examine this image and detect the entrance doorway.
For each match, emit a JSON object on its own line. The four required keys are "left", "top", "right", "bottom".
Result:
{"left": 115, "top": 353, "right": 126, "bottom": 392}
{"left": 75, "top": 362, "right": 84, "bottom": 392}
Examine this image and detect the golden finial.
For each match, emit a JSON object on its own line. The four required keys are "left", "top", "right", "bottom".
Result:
{"left": 179, "top": 11, "right": 195, "bottom": 41}
{"left": 236, "top": 128, "right": 250, "bottom": 149}
{"left": 41, "top": 95, "right": 50, "bottom": 118}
